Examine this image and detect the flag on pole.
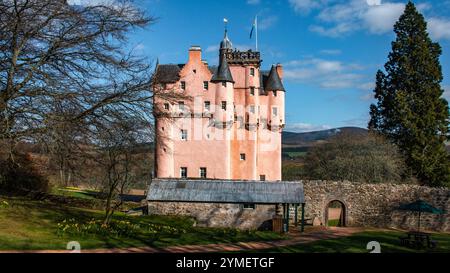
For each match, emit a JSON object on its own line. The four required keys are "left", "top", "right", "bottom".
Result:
{"left": 250, "top": 16, "right": 256, "bottom": 39}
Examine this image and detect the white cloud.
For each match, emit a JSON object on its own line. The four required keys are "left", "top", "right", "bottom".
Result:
{"left": 284, "top": 57, "right": 370, "bottom": 90}
{"left": 288, "top": 0, "right": 328, "bottom": 14}
{"left": 363, "top": 2, "right": 405, "bottom": 34}
{"left": 285, "top": 122, "right": 332, "bottom": 133}
{"left": 428, "top": 18, "right": 450, "bottom": 40}
{"left": 259, "top": 16, "right": 278, "bottom": 30}
{"left": 309, "top": 0, "right": 405, "bottom": 37}
{"left": 443, "top": 86, "right": 450, "bottom": 100}
{"left": 320, "top": 49, "right": 342, "bottom": 55}
{"left": 300, "top": 0, "right": 450, "bottom": 40}
{"left": 247, "top": 0, "right": 260, "bottom": 5}
{"left": 134, "top": 43, "right": 145, "bottom": 51}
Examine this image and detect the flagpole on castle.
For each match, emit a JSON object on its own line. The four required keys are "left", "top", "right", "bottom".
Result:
{"left": 255, "top": 15, "right": 258, "bottom": 52}
{"left": 223, "top": 18, "right": 228, "bottom": 32}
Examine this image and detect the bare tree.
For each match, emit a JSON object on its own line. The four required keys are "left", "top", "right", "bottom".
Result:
{"left": 92, "top": 115, "right": 150, "bottom": 224}
{"left": 0, "top": 0, "right": 153, "bottom": 160}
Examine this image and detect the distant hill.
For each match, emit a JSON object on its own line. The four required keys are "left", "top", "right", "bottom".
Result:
{"left": 282, "top": 127, "right": 368, "bottom": 146}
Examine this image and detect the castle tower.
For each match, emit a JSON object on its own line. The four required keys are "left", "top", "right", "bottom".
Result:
{"left": 153, "top": 28, "right": 285, "bottom": 181}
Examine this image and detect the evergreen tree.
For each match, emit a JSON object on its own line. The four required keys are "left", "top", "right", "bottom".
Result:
{"left": 369, "top": 2, "right": 450, "bottom": 187}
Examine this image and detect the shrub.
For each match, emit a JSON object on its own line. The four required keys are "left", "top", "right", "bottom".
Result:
{"left": 305, "top": 132, "right": 410, "bottom": 183}
{"left": 0, "top": 200, "right": 9, "bottom": 208}
{"left": 0, "top": 154, "right": 49, "bottom": 194}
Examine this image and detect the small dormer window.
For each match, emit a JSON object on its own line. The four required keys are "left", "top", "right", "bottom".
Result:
{"left": 222, "top": 82, "right": 227, "bottom": 87}
{"left": 181, "top": 81, "right": 186, "bottom": 90}
{"left": 273, "top": 90, "right": 277, "bottom": 97}
{"left": 250, "top": 68, "right": 255, "bottom": 76}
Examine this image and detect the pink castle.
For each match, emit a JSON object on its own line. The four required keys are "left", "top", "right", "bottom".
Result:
{"left": 153, "top": 30, "right": 285, "bottom": 181}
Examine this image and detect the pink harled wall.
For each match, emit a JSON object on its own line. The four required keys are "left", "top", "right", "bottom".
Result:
{"left": 155, "top": 47, "right": 285, "bottom": 181}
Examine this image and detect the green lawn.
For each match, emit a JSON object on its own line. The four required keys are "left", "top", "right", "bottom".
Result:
{"left": 327, "top": 219, "right": 340, "bottom": 227}
{"left": 249, "top": 230, "right": 450, "bottom": 253}
{"left": 284, "top": 152, "right": 307, "bottom": 158}
{"left": 0, "top": 196, "right": 285, "bottom": 251}
{"left": 51, "top": 187, "right": 99, "bottom": 200}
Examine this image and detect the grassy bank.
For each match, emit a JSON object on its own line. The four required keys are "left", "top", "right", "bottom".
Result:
{"left": 0, "top": 196, "right": 285, "bottom": 251}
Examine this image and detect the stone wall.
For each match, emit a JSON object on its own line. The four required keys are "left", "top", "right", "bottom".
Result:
{"left": 148, "top": 202, "right": 276, "bottom": 230}
{"left": 147, "top": 181, "right": 449, "bottom": 232}
{"left": 302, "top": 181, "right": 450, "bottom": 232}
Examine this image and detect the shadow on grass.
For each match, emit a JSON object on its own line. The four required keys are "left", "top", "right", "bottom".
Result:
{"left": 0, "top": 196, "right": 285, "bottom": 251}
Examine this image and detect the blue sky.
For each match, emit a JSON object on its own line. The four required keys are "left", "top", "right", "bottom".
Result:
{"left": 126, "top": 0, "right": 450, "bottom": 132}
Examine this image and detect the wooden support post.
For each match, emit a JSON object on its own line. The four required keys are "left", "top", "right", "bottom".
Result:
{"left": 294, "top": 204, "right": 298, "bottom": 227}
{"left": 301, "top": 203, "right": 305, "bottom": 233}
{"left": 286, "top": 204, "right": 290, "bottom": 232}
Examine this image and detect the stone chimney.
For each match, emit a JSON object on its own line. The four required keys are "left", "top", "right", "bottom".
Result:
{"left": 276, "top": 63, "right": 283, "bottom": 80}
{"left": 189, "top": 46, "right": 202, "bottom": 63}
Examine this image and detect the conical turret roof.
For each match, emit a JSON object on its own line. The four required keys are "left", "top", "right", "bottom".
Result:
{"left": 211, "top": 53, "right": 234, "bottom": 83}
{"left": 211, "top": 30, "right": 234, "bottom": 83}
{"left": 265, "top": 65, "right": 285, "bottom": 91}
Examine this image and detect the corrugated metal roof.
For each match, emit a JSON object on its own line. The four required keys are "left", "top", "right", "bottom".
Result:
{"left": 147, "top": 179, "right": 304, "bottom": 204}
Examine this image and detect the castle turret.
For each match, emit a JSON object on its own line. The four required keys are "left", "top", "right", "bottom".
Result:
{"left": 266, "top": 64, "right": 285, "bottom": 128}
{"left": 211, "top": 30, "right": 234, "bottom": 125}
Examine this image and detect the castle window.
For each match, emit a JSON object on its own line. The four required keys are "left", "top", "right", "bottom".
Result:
{"left": 221, "top": 101, "right": 227, "bottom": 110}
{"left": 204, "top": 101, "right": 210, "bottom": 111}
{"left": 181, "top": 129, "right": 188, "bottom": 140}
{"left": 240, "top": 153, "right": 246, "bottom": 161}
{"left": 273, "top": 90, "right": 277, "bottom": 97}
{"left": 250, "top": 105, "right": 255, "bottom": 114}
{"left": 180, "top": 167, "right": 187, "bottom": 178}
{"left": 250, "top": 87, "right": 255, "bottom": 96}
{"left": 164, "top": 103, "right": 169, "bottom": 110}
{"left": 203, "top": 81, "right": 209, "bottom": 90}
{"left": 260, "top": 175, "right": 266, "bottom": 181}
{"left": 250, "top": 68, "right": 255, "bottom": 76}
{"left": 181, "top": 81, "right": 186, "bottom": 90}
{"left": 273, "top": 107, "right": 278, "bottom": 116}
{"left": 222, "top": 82, "right": 227, "bottom": 87}
{"left": 199, "top": 167, "right": 207, "bottom": 179}
{"left": 243, "top": 203, "right": 256, "bottom": 209}
{"left": 178, "top": 101, "right": 185, "bottom": 111}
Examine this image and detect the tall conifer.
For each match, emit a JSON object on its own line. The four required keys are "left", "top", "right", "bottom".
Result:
{"left": 369, "top": 2, "right": 450, "bottom": 187}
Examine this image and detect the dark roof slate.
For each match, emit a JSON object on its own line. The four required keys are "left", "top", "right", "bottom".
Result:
{"left": 211, "top": 53, "right": 234, "bottom": 83}
{"left": 153, "top": 64, "right": 184, "bottom": 83}
{"left": 264, "top": 65, "right": 285, "bottom": 91}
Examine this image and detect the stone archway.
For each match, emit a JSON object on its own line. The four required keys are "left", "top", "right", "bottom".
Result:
{"left": 325, "top": 200, "right": 346, "bottom": 227}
